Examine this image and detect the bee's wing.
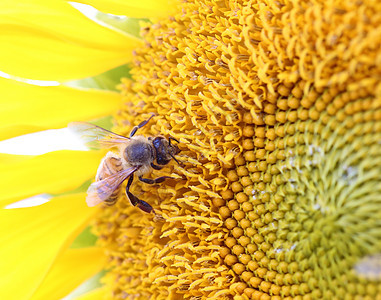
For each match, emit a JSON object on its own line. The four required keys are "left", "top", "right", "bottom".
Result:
{"left": 68, "top": 122, "right": 130, "bottom": 149}
{"left": 86, "top": 166, "right": 138, "bottom": 207}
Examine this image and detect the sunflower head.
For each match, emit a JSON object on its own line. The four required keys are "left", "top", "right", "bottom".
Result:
{"left": 2, "top": 0, "right": 380, "bottom": 299}
{"left": 92, "top": 0, "right": 381, "bottom": 299}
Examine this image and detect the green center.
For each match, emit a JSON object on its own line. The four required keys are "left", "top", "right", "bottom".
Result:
{"left": 273, "top": 96, "right": 381, "bottom": 298}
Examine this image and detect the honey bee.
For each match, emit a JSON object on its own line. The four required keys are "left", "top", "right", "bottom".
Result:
{"left": 68, "top": 115, "right": 180, "bottom": 213}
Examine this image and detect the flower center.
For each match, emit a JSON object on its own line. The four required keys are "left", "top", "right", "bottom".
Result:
{"left": 94, "top": 0, "right": 381, "bottom": 298}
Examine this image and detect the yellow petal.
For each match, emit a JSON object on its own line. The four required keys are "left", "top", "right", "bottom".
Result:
{"left": 31, "top": 247, "right": 106, "bottom": 300}
{"left": 75, "top": 287, "right": 108, "bottom": 300}
{"left": 0, "top": 125, "right": 45, "bottom": 142}
{"left": 0, "top": 150, "right": 103, "bottom": 207}
{"left": 73, "top": 0, "right": 178, "bottom": 18}
{"left": 0, "top": 153, "right": 32, "bottom": 165}
{"left": 0, "top": 77, "right": 121, "bottom": 140}
{"left": 0, "top": 0, "right": 141, "bottom": 81}
{"left": 0, "top": 193, "right": 97, "bottom": 300}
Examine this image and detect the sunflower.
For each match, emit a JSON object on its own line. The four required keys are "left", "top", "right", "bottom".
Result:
{"left": 1, "top": 0, "right": 381, "bottom": 299}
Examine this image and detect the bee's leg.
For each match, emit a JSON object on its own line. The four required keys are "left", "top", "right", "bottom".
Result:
{"left": 126, "top": 175, "right": 155, "bottom": 213}
{"left": 138, "top": 175, "right": 173, "bottom": 184}
{"left": 129, "top": 114, "right": 155, "bottom": 137}
{"left": 150, "top": 163, "right": 162, "bottom": 170}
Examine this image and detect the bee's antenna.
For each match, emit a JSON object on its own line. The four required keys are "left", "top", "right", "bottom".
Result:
{"left": 168, "top": 136, "right": 179, "bottom": 146}
{"left": 170, "top": 153, "right": 181, "bottom": 165}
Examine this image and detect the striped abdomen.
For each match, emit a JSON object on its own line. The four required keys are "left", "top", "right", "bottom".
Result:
{"left": 95, "top": 152, "right": 123, "bottom": 206}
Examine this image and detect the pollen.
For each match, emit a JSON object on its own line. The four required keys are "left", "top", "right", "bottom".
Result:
{"left": 94, "top": 0, "right": 381, "bottom": 299}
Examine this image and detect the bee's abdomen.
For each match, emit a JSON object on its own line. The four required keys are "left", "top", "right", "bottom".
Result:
{"left": 104, "top": 191, "right": 120, "bottom": 206}
{"left": 96, "top": 153, "right": 123, "bottom": 205}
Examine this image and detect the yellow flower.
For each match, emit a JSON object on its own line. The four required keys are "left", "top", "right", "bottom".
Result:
{"left": 1, "top": 0, "right": 381, "bottom": 300}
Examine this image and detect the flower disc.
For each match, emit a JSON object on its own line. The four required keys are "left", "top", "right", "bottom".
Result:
{"left": 94, "top": 0, "right": 381, "bottom": 299}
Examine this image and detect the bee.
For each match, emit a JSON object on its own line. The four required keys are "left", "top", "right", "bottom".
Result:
{"left": 68, "top": 115, "right": 180, "bottom": 213}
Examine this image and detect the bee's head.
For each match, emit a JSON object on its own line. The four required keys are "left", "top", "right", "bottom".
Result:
{"left": 152, "top": 136, "right": 180, "bottom": 165}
